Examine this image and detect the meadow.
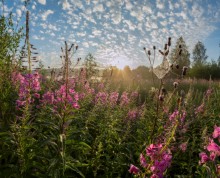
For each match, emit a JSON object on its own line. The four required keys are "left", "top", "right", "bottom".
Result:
{"left": 1, "top": 10, "right": 220, "bottom": 178}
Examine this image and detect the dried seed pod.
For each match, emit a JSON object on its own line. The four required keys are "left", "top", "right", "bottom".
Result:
{"left": 176, "top": 64, "right": 179, "bottom": 69}
{"left": 182, "top": 66, "right": 188, "bottom": 76}
{"left": 143, "top": 47, "right": 146, "bottom": 50}
{"left": 165, "top": 50, "right": 169, "bottom": 56}
{"left": 75, "top": 45, "right": 78, "bottom": 50}
{"left": 168, "top": 37, "right": 171, "bottom": 46}
{"left": 159, "top": 50, "right": 164, "bottom": 55}
{"left": 159, "top": 95, "right": 164, "bottom": 101}
{"left": 164, "top": 44, "right": 168, "bottom": 50}
{"left": 173, "top": 82, "right": 179, "bottom": 88}
{"left": 162, "top": 87, "right": 167, "bottom": 95}
{"left": 170, "top": 64, "right": 173, "bottom": 70}
{"left": 153, "top": 46, "right": 156, "bottom": 50}
{"left": 148, "top": 50, "right": 151, "bottom": 55}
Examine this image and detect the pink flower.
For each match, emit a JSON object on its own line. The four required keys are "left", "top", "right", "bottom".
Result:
{"left": 128, "top": 164, "right": 139, "bottom": 174}
{"left": 109, "top": 92, "right": 119, "bottom": 107}
{"left": 213, "top": 125, "right": 220, "bottom": 139}
{"left": 151, "top": 174, "right": 159, "bottom": 178}
{"left": 210, "top": 152, "right": 216, "bottom": 161}
{"left": 120, "top": 92, "right": 130, "bottom": 106}
{"left": 179, "top": 142, "right": 188, "bottom": 152}
{"left": 206, "top": 140, "right": 220, "bottom": 154}
{"left": 195, "top": 103, "right": 204, "bottom": 115}
{"left": 199, "top": 152, "right": 209, "bottom": 164}
{"left": 140, "top": 154, "right": 148, "bottom": 168}
{"left": 146, "top": 144, "right": 163, "bottom": 158}
{"left": 127, "top": 109, "right": 139, "bottom": 120}
{"left": 169, "top": 110, "right": 179, "bottom": 121}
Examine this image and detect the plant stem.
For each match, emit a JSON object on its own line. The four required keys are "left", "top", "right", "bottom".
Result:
{"left": 150, "top": 79, "right": 163, "bottom": 143}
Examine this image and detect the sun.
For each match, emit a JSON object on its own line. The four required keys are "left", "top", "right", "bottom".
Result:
{"left": 111, "top": 54, "right": 132, "bottom": 69}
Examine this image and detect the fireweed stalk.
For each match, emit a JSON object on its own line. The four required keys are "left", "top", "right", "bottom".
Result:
{"left": 129, "top": 109, "right": 182, "bottom": 177}
{"left": 58, "top": 42, "right": 79, "bottom": 176}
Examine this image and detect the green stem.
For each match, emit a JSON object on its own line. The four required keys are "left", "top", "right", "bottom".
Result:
{"left": 150, "top": 79, "right": 163, "bottom": 143}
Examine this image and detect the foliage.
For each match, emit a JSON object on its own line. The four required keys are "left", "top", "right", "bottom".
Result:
{"left": 192, "top": 41, "right": 208, "bottom": 67}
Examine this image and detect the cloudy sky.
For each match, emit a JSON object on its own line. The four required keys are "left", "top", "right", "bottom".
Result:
{"left": 1, "top": 0, "right": 220, "bottom": 69}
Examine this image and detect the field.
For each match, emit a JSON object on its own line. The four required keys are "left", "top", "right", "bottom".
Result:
{"left": 1, "top": 1, "right": 220, "bottom": 177}
{"left": 1, "top": 63, "right": 220, "bottom": 178}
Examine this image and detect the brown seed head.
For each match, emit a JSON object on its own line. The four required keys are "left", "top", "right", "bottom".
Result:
{"left": 159, "top": 50, "right": 164, "bottom": 55}
{"left": 168, "top": 37, "right": 171, "bottom": 46}
{"left": 164, "top": 44, "right": 168, "bottom": 50}
{"left": 173, "top": 82, "right": 179, "bottom": 88}
{"left": 148, "top": 50, "right": 151, "bottom": 55}
{"left": 153, "top": 46, "right": 156, "bottom": 50}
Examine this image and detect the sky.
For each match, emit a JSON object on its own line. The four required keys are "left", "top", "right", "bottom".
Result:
{"left": 1, "top": 0, "right": 220, "bottom": 69}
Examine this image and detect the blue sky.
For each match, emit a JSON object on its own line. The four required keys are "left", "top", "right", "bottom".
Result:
{"left": 1, "top": 0, "right": 220, "bottom": 69}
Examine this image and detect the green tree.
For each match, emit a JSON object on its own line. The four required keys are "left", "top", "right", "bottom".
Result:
{"left": 84, "top": 53, "right": 99, "bottom": 80}
{"left": 170, "top": 37, "right": 190, "bottom": 67}
{"left": 192, "top": 41, "right": 208, "bottom": 67}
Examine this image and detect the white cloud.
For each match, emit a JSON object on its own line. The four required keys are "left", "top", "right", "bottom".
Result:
{"left": 93, "top": 4, "right": 104, "bottom": 12}
{"left": 16, "top": 9, "right": 22, "bottom": 17}
{"left": 41, "top": 10, "right": 54, "bottom": 21}
{"left": 38, "top": 0, "right": 46, "bottom": 5}
{"left": 156, "top": 0, "right": 164, "bottom": 9}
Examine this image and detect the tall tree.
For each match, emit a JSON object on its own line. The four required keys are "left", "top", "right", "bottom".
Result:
{"left": 84, "top": 53, "right": 99, "bottom": 80}
{"left": 169, "top": 37, "right": 190, "bottom": 77}
{"left": 192, "top": 41, "right": 208, "bottom": 67}
{"left": 170, "top": 37, "right": 190, "bottom": 67}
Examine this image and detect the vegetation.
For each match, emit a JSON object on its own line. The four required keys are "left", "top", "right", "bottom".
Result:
{"left": 1, "top": 8, "right": 220, "bottom": 178}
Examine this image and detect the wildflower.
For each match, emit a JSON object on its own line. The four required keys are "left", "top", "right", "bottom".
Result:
{"left": 108, "top": 92, "right": 119, "bottom": 107}
{"left": 195, "top": 103, "right": 204, "bottom": 115}
{"left": 213, "top": 125, "right": 220, "bottom": 139}
{"left": 179, "top": 142, "right": 188, "bottom": 152}
{"left": 95, "top": 92, "right": 108, "bottom": 105}
{"left": 209, "top": 152, "right": 216, "bottom": 161}
{"left": 128, "top": 164, "right": 140, "bottom": 174}
{"left": 199, "top": 152, "right": 209, "bottom": 164}
{"left": 206, "top": 88, "right": 212, "bottom": 97}
{"left": 206, "top": 139, "right": 220, "bottom": 154}
{"left": 127, "top": 109, "right": 139, "bottom": 120}
{"left": 120, "top": 92, "right": 130, "bottom": 106}
{"left": 169, "top": 110, "right": 179, "bottom": 121}
{"left": 140, "top": 154, "right": 148, "bottom": 168}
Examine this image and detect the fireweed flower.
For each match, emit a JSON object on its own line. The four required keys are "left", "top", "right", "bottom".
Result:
{"left": 205, "top": 88, "right": 212, "bottom": 98}
{"left": 13, "top": 72, "right": 41, "bottom": 109}
{"left": 128, "top": 164, "right": 140, "bottom": 174}
{"left": 169, "top": 110, "right": 179, "bottom": 121}
{"left": 108, "top": 92, "right": 119, "bottom": 107}
{"left": 146, "top": 144, "right": 172, "bottom": 177}
{"left": 140, "top": 154, "right": 148, "bottom": 168}
{"left": 127, "top": 109, "right": 139, "bottom": 120}
{"left": 95, "top": 92, "right": 108, "bottom": 105}
{"left": 195, "top": 103, "right": 204, "bottom": 115}
{"left": 120, "top": 92, "right": 130, "bottom": 106}
{"left": 42, "top": 85, "right": 79, "bottom": 110}
{"left": 206, "top": 139, "right": 220, "bottom": 154}
{"left": 213, "top": 125, "right": 220, "bottom": 139}
{"left": 199, "top": 152, "right": 209, "bottom": 164}
{"left": 179, "top": 142, "right": 188, "bottom": 152}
